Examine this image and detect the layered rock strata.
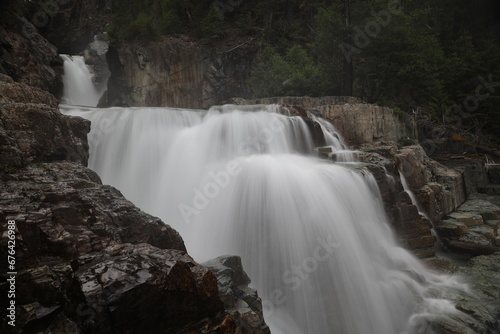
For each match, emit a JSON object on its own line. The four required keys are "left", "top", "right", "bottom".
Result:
{"left": 102, "top": 36, "right": 258, "bottom": 109}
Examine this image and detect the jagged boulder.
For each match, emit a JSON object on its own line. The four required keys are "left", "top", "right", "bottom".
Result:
{"left": 0, "top": 16, "right": 63, "bottom": 96}
{"left": 204, "top": 256, "right": 271, "bottom": 334}
{"left": 365, "top": 163, "right": 436, "bottom": 258}
{"left": 7, "top": 243, "right": 235, "bottom": 333}
{"left": 0, "top": 74, "right": 89, "bottom": 170}
{"left": 437, "top": 193, "right": 500, "bottom": 255}
{"left": 0, "top": 161, "right": 186, "bottom": 269}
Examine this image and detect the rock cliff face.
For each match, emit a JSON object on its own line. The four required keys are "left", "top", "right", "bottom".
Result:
{"left": 102, "top": 36, "right": 257, "bottom": 109}
{"left": 0, "top": 17, "right": 63, "bottom": 97}
{"left": 36, "top": 0, "right": 112, "bottom": 54}
{"left": 0, "top": 74, "right": 88, "bottom": 171}
{"left": 204, "top": 256, "right": 271, "bottom": 334}
{"left": 0, "top": 74, "right": 267, "bottom": 333}
{"left": 229, "top": 96, "right": 415, "bottom": 147}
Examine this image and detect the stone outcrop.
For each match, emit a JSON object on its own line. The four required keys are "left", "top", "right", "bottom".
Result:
{"left": 83, "top": 33, "right": 110, "bottom": 95}
{"left": 0, "top": 161, "right": 186, "bottom": 269}
{"left": 394, "top": 146, "right": 467, "bottom": 223}
{"left": 102, "top": 36, "right": 258, "bottom": 109}
{"left": 0, "top": 75, "right": 267, "bottom": 333}
{"left": 231, "top": 96, "right": 415, "bottom": 147}
{"left": 9, "top": 243, "right": 233, "bottom": 334}
{"left": 226, "top": 96, "right": 364, "bottom": 108}
{"left": 0, "top": 16, "right": 63, "bottom": 96}
{"left": 204, "top": 256, "right": 271, "bottom": 334}
{"left": 0, "top": 74, "right": 89, "bottom": 171}
{"left": 364, "top": 162, "right": 436, "bottom": 258}
{"left": 315, "top": 104, "right": 411, "bottom": 146}
{"left": 436, "top": 193, "right": 500, "bottom": 255}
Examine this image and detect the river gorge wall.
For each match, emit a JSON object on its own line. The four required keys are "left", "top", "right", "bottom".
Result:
{"left": 100, "top": 36, "right": 258, "bottom": 109}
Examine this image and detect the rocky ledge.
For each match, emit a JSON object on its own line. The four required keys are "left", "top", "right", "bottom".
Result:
{"left": 232, "top": 97, "right": 500, "bottom": 261}
{"left": 231, "top": 97, "right": 500, "bottom": 331}
{"left": 0, "top": 75, "right": 267, "bottom": 333}
{"left": 0, "top": 16, "right": 63, "bottom": 97}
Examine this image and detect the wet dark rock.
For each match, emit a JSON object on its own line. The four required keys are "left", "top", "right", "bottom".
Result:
{"left": 0, "top": 75, "right": 89, "bottom": 171}
{"left": 2, "top": 244, "right": 235, "bottom": 334}
{"left": 204, "top": 255, "right": 271, "bottom": 334}
{"left": 0, "top": 74, "right": 58, "bottom": 108}
{"left": 0, "top": 161, "right": 186, "bottom": 270}
{"left": 364, "top": 164, "right": 436, "bottom": 258}
{"left": 435, "top": 220, "right": 469, "bottom": 238}
{"left": 0, "top": 16, "right": 63, "bottom": 97}
{"left": 73, "top": 243, "right": 226, "bottom": 334}
{"left": 0, "top": 77, "right": 256, "bottom": 333}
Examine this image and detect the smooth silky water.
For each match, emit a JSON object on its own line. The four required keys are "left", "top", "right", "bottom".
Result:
{"left": 61, "top": 55, "right": 103, "bottom": 107}
{"left": 60, "top": 56, "right": 473, "bottom": 334}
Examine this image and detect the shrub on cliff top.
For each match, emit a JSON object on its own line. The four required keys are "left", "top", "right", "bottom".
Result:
{"left": 248, "top": 45, "right": 321, "bottom": 97}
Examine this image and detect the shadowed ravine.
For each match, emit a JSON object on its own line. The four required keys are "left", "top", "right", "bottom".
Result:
{"left": 61, "top": 57, "right": 472, "bottom": 334}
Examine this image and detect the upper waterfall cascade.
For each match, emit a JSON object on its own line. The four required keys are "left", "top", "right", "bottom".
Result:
{"left": 61, "top": 55, "right": 103, "bottom": 107}
{"left": 60, "top": 59, "right": 474, "bottom": 334}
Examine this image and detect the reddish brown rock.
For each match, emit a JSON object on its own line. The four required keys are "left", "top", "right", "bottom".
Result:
{"left": 0, "top": 75, "right": 89, "bottom": 170}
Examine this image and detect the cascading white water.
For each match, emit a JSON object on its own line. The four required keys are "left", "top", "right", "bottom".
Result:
{"left": 309, "top": 113, "right": 355, "bottom": 162}
{"left": 399, "top": 171, "right": 428, "bottom": 217}
{"left": 61, "top": 102, "right": 470, "bottom": 334}
{"left": 61, "top": 55, "right": 102, "bottom": 107}
{"left": 399, "top": 171, "right": 472, "bottom": 265}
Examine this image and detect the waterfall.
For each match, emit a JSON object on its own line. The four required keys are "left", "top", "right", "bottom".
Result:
{"left": 399, "top": 171, "right": 428, "bottom": 217}
{"left": 61, "top": 103, "right": 470, "bottom": 334}
{"left": 61, "top": 55, "right": 102, "bottom": 107}
{"left": 309, "top": 112, "right": 355, "bottom": 162}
